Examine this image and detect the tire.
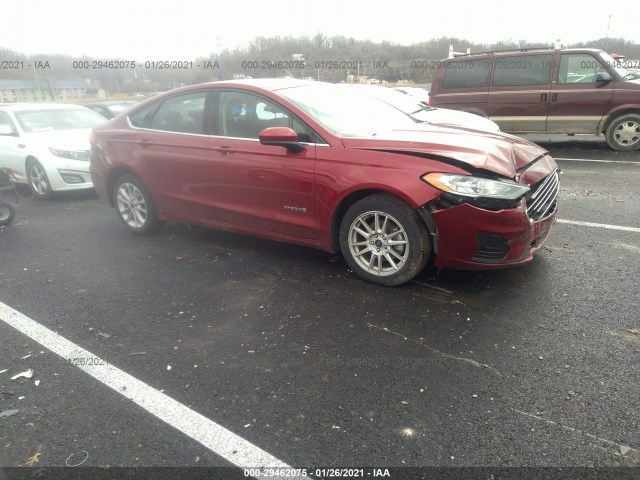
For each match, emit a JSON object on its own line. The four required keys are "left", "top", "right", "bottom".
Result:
{"left": 112, "top": 173, "right": 164, "bottom": 235}
{"left": 26, "top": 159, "right": 53, "bottom": 199}
{"left": 339, "top": 194, "right": 431, "bottom": 286}
{"left": 0, "top": 202, "right": 15, "bottom": 226}
{"left": 605, "top": 114, "right": 640, "bottom": 151}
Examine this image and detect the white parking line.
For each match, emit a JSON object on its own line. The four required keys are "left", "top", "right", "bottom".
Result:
{"left": 0, "top": 302, "right": 290, "bottom": 471}
{"left": 557, "top": 219, "right": 640, "bottom": 233}
{"left": 555, "top": 157, "right": 640, "bottom": 165}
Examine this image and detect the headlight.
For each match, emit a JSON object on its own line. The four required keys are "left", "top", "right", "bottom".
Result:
{"left": 422, "top": 172, "right": 530, "bottom": 210}
{"left": 49, "top": 147, "right": 90, "bottom": 161}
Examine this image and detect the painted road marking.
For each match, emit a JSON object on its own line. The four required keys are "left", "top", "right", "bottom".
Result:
{"left": 555, "top": 158, "right": 640, "bottom": 165}
{"left": 0, "top": 302, "right": 290, "bottom": 472}
{"left": 557, "top": 219, "right": 640, "bottom": 233}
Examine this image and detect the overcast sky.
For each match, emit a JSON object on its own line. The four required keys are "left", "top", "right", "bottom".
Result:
{"left": 1, "top": 0, "right": 638, "bottom": 59}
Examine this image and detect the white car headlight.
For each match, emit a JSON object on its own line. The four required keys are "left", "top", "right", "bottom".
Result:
{"left": 49, "top": 147, "right": 90, "bottom": 161}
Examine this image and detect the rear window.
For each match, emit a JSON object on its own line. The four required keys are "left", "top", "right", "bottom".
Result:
{"left": 442, "top": 59, "right": 490, "bottom": 89}
{"left": 492, "top": 55, "right": 552, "bottom": 86}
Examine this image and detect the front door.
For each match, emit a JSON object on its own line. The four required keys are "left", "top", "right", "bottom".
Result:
{"left": 547, "top": 52, "right": 614, "bottom": 133}
{"left": 209, "top": 90, "right": 317, "bottom": 239}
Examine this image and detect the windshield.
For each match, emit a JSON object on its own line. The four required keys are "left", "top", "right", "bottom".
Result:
{"left": 599, "top": 51, "right": 628, "bottom": 79}
{"left": 277, "top": 83, "right": 417, "bottom": 136}
{"left": 342, "top": 85, "right": 433, "bottom": 114}
{"left": 15, "top": 108, "right": 107, "bottom": 133}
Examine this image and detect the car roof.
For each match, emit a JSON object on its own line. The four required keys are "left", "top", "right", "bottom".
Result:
{"left": 451, "top": 47, "right": 604, "bottom": 59}
{"left": 0, "top": 103, "right": 90, "bottom": 112}
{"left": 165, "top": 78, "right": 315, "bottom": 96}
{"left": 85, "top": 101, "right": 139, "bottom": 106}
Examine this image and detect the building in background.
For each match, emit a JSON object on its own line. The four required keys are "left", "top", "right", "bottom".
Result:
{"left": 0, "top": 80, "right": 96, "bottom": 103}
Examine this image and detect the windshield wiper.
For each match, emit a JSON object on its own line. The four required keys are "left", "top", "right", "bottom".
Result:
{"left": 411, "top": 105, "right": 436, "bottom": 114}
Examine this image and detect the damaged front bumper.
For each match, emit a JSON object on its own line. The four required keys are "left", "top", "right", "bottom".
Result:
{"left": 421, "top": 198, "right": 557, "bottom": 269}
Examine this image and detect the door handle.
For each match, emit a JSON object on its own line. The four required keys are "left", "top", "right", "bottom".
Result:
{"left": 540, "top": 93, "right": 548, "bottom": 102}
{"left": 136, "top": 139, "right": 152, "bottom": 147}
{"left": 551, "top": 93, "right": 558, "bottom": 102}
{"left": 213, "top": 146, "right": 235, "bottom": 155}
{"left": 18, "top": 144, "right": 25, "bottom": 148}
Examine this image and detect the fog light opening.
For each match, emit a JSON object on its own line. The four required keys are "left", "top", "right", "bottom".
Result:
{"left": 59, "top": 172, "right": 85, "bottom": 184}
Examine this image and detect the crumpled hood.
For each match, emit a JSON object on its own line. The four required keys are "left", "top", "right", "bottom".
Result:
{"left": 341, "top": 125, "right": 549, "bottom": 178}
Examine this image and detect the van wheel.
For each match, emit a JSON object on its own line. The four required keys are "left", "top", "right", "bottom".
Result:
{"left": 605, "top": 114, "right": 640, "bottom": 151}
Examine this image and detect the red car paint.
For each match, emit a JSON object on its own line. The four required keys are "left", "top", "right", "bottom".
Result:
{"left": 90, "top": 80, "right": 558, "bottom": 272}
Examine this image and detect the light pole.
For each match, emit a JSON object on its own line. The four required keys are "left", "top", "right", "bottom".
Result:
{"left": 604, "top": 15, "right": 612, "bottom": 51}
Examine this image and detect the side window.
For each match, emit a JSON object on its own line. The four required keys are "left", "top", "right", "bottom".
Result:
{"left": 151, "top": 92, "right": 208, "bottom": 134}
{"left": 558, "top": 54, "right": 606, "bottom": 84}
{"left": 492, "top": 55, "right": 552, "bottom": 86}
{"left": 0, "top": 111, "right": 17, "bottom": 135}
{"left": 442, "top": 59, "right": 490, "bottom": 89}
{"left": 219, "top": 91, "right": 315, "bottom": 142}
{"left": 129, "top": 103, "right": 160, "bottom": 128}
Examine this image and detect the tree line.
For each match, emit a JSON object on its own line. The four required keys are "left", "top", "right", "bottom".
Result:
{"left": 1, "top": 35, "right": 638, "bottom": 94}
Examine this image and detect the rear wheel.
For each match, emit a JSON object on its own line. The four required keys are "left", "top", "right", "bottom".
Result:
{"left": 605, "top": 114, "right": 640, "bottom": 151}
{"left": 26, "top": 159, "right": 52, "bottom": 199}
{"left": 339, "top": 194, "right": 431, "bottom": 286}
{"left": 113, "top": 174, "right": 164, "bottom": 235}
{"left": 0, "top": 202, "right": 15, "bottom": 226}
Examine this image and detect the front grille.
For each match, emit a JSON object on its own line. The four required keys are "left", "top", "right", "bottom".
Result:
{"left": 526, "top": 169, "right": 559, "bottom": 221}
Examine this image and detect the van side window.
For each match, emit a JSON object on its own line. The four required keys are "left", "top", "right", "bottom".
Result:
{"left": 558, "top": 54, "right": 607, "bottom": 84}
{"left": 492, "top": 55, "right": 552, "bottom": 86}
{"left": 442, "top": 59, "right": 490, "bottom": 89}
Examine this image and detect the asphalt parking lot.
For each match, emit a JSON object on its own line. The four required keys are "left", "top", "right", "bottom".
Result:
{"left": 0, "top": 134, "right": 639, "bottom": 479}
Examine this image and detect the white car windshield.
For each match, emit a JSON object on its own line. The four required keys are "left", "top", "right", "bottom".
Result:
{"left": 15, "top": 108, "right": 107, "bottom": 133}
{"left": 277, "top": 84, "right": 417, "bottom": 137}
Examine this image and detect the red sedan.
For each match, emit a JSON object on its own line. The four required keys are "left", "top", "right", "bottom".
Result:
{"left": 90, "top": 80, "right": 559, "bottom": 286}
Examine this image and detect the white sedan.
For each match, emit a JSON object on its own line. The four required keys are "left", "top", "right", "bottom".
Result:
{"left": 342, "top": 84, "right": 500, "bottom": 133}
{"left": 0, "top": 103, "right": 106, "bottom": 199}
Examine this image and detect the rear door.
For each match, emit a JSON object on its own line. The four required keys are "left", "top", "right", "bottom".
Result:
{"left": 208, "top": 89, "right": 317, "bottom": 239}
{"left": 547, "top": 52, "right": 614, "bottom": 133}
{"left": 487, "top": 54, "right": 553, "bottom": 132}
{"left": 126, "top": 90, "right": 219, "bottom": 223}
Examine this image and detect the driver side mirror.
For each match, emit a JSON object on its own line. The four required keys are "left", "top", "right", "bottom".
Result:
{"left": 0, "top": 124, "right": 17, "bottom": 136}
{"left": 259, "top": 127, "right": 306, "bottom": 153}
{"left": 596, "top": 72, "right": 612, "bottom": 83}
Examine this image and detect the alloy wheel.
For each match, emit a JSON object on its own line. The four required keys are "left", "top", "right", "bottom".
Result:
{"left": 116, "top": 182, "right": 148, "bottom": 229}
{"left": 347, "top": 210, "right": 409, "bottom": 276}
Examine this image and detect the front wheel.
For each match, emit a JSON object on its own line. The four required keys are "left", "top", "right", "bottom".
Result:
{"left": 0, "top": 202, "right": 15, "bottom": 226}
{"left": 113, "top": 174, "right": 164, "bottom": 235}
{"left": 339, "top": 194, "right": 431, "bottom": 286}
{"left": 26, "top": 159, "right": 53, "bottom": 199}
{"left": 605, "top": 114, "right": 640, "bottom": 151}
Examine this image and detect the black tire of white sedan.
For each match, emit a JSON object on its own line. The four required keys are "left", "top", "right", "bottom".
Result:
{"left": 113, "top": 174, "right": 164, "bottom": 235}
{"left": 605, "top": 114, "right": 640, "bottom": 151}
{"left": 339, "top": 194, "right": 431, "bottom": 286}
{"left": 26, "top": 159, "right": 53, "bottom": 199}
{"left": 0, "top": 202, "right": 15, "bottom": 226}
